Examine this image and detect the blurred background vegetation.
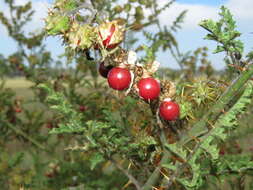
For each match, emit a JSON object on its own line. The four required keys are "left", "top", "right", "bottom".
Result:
{"left": 0, "top": 0, "right": 253, "bottom": 189}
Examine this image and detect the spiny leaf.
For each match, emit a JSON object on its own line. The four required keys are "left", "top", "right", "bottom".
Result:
{"left": 215, "top": 81, "right": 253, "bottom": 129}
{"left": 199, "top": 6, "right": 244, "bottom": 55}
{"left": 90, "top": 152, "right": 105, "bottom": 170}
{"left": 165, "top": 143, "right": 187, "bottom": 161}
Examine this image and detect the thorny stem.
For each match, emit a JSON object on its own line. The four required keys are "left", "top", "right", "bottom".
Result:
{"left": 179, "top": 63, "right": 253, "bottom": 145}
{"left": 142, "top": 130, "right": 170, "bottom": 190}
{"left": 110, "top": 158, "right": 142, "bottom": 190}
{"left": 142, "top": 104, "right": 171, "bottom": 190}
{"left": 165, "top": 122, "right": 220, "bottom": 188}
{"left": 161, "top": 63, "right": 253, "bottom": 188}
{"left": 165, "top": 70, "right": 253, "bottom": 188}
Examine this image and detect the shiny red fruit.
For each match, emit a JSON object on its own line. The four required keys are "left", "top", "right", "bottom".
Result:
{"left": 159, "top": 100, "right": 180, "bottom": 121}
{"left": 99, "top": 62, "right": 113, "bottom": 78}
{"left": 137, "top": 77, "right": 160, "bottom": 100}
{"left": 107, "top": 67, "right": 131, "bottom": 90}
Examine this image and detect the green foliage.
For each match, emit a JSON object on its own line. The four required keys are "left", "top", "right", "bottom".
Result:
{"left": 8, "top": 152, "right": 25, "bottom": 168}
{"left": 83, "top": 119, "right": 130, "bottom": 157}
{"left": 199, "top": 6, "right": 243, "bottom": 55}
{"left": 89, "top": 152, "right": 105, "bottom": 170}
{"left": 45, "top": 14, "right": 70, "bottom": 35}
{"left": 166, "top": 143, "right": 187, "bottom": 161}
{"left": 163, "top": 81, "right": 253, "bottom": 190}
{"left": 55, "top": 0, "right": 78, "bottom": 11}
{"left": 217, "top": 154, "right": 253, "bottom": 174}
{"left": 215, "top": 81, "right": 253, "bottom": 129}
{"left": 39, "top": 84, "right": 85, "bottom": 134}
{"left": 1, "top": 1, "right": 253, "bottom": 190}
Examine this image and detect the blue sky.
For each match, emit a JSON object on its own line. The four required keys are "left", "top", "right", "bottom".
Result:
{"left": 1, "top": 0, "right": 253, "bottom": 70}
{"left": 177, "top": 0, "right": 227, "bottom": 5}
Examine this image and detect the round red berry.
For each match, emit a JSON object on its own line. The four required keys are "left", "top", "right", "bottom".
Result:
{"left": 159, "top": 100, "right": 180, "bottom": 121}
{"left": 107, "top": 67, "right": 131, "bottom": 90}
{"left": 98, "top": 62, "right": 113, "bottom": 78}
{"left": 79, "top": 105, "right": 86, "bottom": 112}
{"left": 137, "top": 77, "right": 160, "bottom": 100}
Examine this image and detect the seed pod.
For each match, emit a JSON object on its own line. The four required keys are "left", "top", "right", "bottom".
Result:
{"left": 64, "top": 22, "right": 96, "bottom": 50}
{"left": 97, "top": 20, "right": 125, "bottom": 49}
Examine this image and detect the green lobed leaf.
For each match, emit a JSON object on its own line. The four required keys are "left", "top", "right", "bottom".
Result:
{"left": 90, "top": 152, "right": 105, "bottom": 170}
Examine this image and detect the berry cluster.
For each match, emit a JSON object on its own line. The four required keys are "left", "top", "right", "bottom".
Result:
{"left": 97, "top": 47, "right": 180, "bottom": 121}
{"left": 45, "top": 0, "right": 180, "bottom": 121}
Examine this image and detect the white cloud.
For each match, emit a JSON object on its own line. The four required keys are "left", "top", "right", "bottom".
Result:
{"left": 226, "top": 0, "right": 253, "bottom": 20}
{"left": 0, "top": 0, "right": 50, "bottom": 35}
{"left": 25, "top": 1, "right": 50, "bottom": 33}
{"left": 1, "top": 0, "right": 252, "bottom": 69}
{"left": 154, "top": 0, "right": 253, "bottom": 69}
{"left": 158, "top": 2, "right": 218, "bottom": 30}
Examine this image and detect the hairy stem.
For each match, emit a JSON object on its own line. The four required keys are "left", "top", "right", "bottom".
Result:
{"left": 110, "top": 158, "right": 142, "bottom": 190}
{"left": 180, "top": 63, "right": 253, "bottom": 145}
{"left": 142, "top": 106, "right": 170, "bottom": 190}
{"left": 143, "top": 130, "right": 170, "bottom": 190}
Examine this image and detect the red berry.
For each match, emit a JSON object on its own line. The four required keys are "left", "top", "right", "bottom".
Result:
{"left": 137, "top": 77, "right": 160, "bottom": 100}
{"left": 159, "top": 100, "right": 180, "bottom": 121}
{"left": 14, "top": 107, "right": 22, "bottom": 113}
{"left": 107, "top": 67, "right": 131, "bottom": 90}
{"left": 46, "top": 122, "right": 53, "bottom": 129}
{"left": 99, "top": 62, "right": 113, "bottom": 78}
{"left": 79, "top": 105, "right": 86, "bottom": 112}
{"left": 219, "top": 149, "right": 225, "bottom": 156}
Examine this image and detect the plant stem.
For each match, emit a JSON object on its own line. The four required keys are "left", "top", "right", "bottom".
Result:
{"left": 4, "top": 121, "right": 47, "bottom": 151}
{"left": 110, "top": 158, "right": 142, "bottom": 190}
{"left": 142, "top": 107, "right": 170, "bottom": 190}
{"left": 179, "top": 63, "right": 253, "bottom": 145}
{"left": 142, "top": 130, "right": 170, "bottom": 190}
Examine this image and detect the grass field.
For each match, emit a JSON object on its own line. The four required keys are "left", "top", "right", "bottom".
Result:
{"left": 4, "top": 77, "right": 34, "bottom": 99}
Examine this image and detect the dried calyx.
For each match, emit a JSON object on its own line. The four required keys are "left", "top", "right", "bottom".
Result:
{"left": 45, "top": 0, "right": 180, "bottom": 121}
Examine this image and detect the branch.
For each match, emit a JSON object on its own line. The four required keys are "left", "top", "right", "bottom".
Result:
{"left": 142, "top": 106, "right": 171, "bottom": 190}
{"left": 3, "top": 120, "right": 48, "bottom": 151}
{"left": 143, "top": 64, "right": 253, "bottom": 189}
{"left": 142, "top": 130, "right": 170, "bottom": 190}
{"left": 179, "top": 63, "right": 253, "bottom": 145}
{"left": 110, "top": 158, "right": 142, "bottom": 190}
